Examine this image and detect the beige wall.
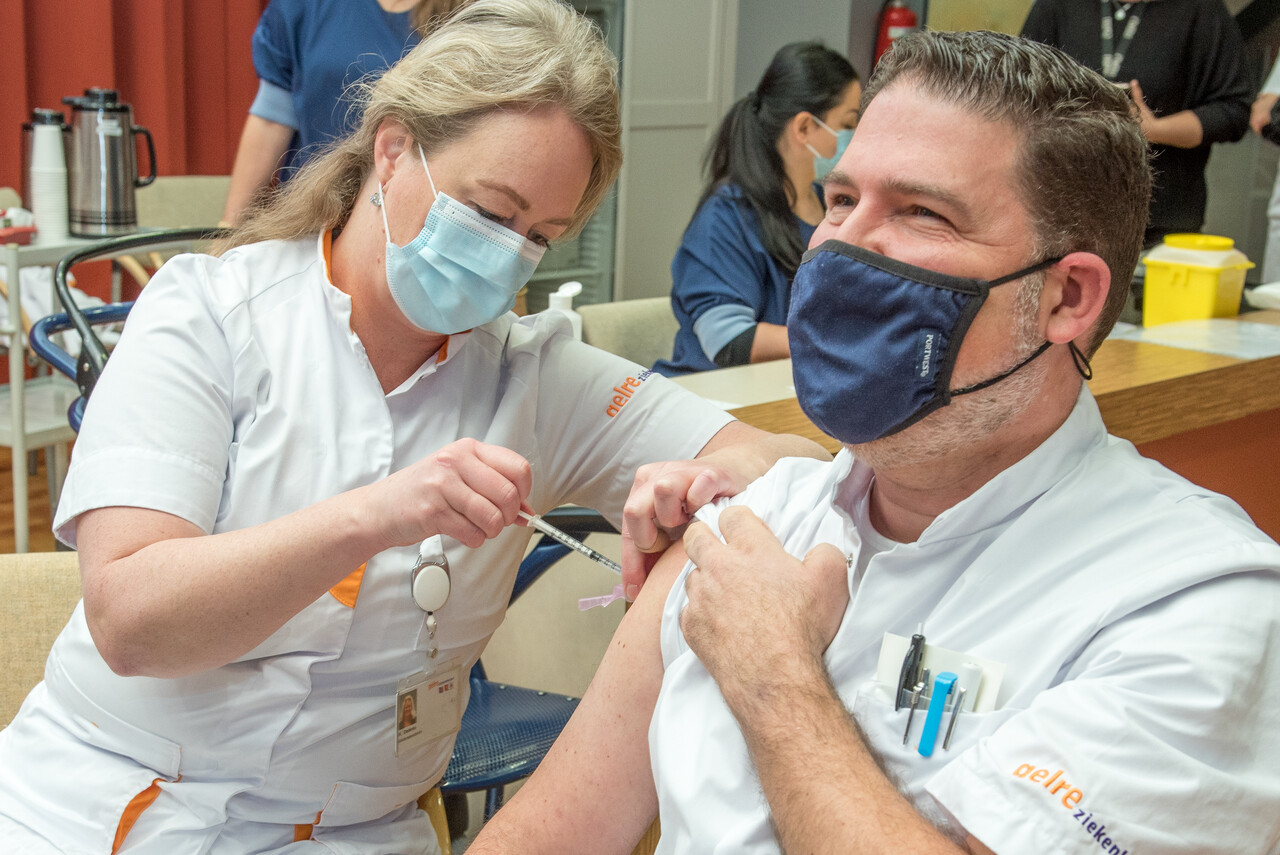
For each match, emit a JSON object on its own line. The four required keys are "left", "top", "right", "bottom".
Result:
{"left": 479, "top": 534, "right": 626, "bottom": 698}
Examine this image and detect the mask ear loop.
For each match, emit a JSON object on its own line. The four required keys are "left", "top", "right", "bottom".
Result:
{"left": 805, "top": 114, "right": 839, "bottom": 159}
{"left": 417, "top": 145, "right": 438, "bottom": 200}
{"left": 1068, "top": 341, "right": 1094, "bottom": 380}
{"left": 811, "top": 114, "right": 839, "bottom": 139}
{"left": 376, "top": 179, "right": 393, "bottom": 240}
{"left": 376, "top": 143, "right": 436, "bottom": 241}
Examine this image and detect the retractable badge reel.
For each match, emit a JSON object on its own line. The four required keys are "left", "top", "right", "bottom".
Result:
{"left": 411, "top": 536, "right": 450, "bottom": 659}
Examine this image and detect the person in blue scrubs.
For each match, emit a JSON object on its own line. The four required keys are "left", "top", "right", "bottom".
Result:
{"left": 654, "top": 42, "right": 859, "bottom": 376}
{"left": 221, "top": 0, "right": 468, "bottom": 225}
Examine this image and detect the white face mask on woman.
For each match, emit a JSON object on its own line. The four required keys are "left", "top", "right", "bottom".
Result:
{"left": 806, "top": 116, "right": 854, "bottom": 180}
{"left": 378, "top": 145, "right": 546, "bottom": 333}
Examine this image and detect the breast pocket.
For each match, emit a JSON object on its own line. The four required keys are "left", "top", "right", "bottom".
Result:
{"left": 849, "top": 680, "right": 1022, "bottom": 802}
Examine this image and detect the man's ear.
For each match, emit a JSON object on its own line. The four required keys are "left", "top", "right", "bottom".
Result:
{"left": 1041, "top": 251, "right": 1111, "bottom": 345}
{"left": 373, "top": 119, "right": 413, "bottom": 186}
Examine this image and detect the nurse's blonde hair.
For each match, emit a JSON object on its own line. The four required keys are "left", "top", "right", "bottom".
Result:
{"left": 221, "top": 0, "right": 621, "bottom": 251}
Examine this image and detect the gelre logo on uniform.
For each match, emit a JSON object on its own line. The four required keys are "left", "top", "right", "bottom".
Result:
{"left": 605, "top": 369, "right": 654, "bottom": 417}
{"left": 1012, "top": 762, "right": 1129, "bottom": 855}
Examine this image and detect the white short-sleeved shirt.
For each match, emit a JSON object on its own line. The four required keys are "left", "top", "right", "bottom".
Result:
{"left": 650, "top": 388, "right": 1280, "bottom": 854}
{"left": 0, "top": 235, "right": 732, "bottom": 852}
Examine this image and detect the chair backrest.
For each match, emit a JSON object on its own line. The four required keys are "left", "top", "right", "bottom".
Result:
{"left": 0, "top": 551, "right": 81, "bottom": 726}
{"left": 136, "top": 175, "right": 231, "bottom": 229}
{"left": 28, "top": 227, "right": 229, "bottom": 432}
{"left": 578, "top": 297, "right": 678, "bottom": 369}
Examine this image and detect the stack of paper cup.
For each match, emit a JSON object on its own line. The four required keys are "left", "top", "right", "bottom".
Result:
{"left": 29, "top": 121, "right": 70, "bottom": 245}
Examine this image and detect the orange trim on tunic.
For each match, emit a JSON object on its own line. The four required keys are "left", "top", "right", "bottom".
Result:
{"left": 293, "top": 805, "right": 325, "bottom": 840}
{"left": 112, "top": 778, "right": 165, "bottom": 853}
{"left": 329, "top": 562, "right": 367, "bottom": 608}
{"left": 322, "top": 229, "right": 335, "bottom": 280}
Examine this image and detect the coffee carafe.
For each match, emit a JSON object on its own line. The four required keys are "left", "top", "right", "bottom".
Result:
{"left": 63, "top": 88, "right": 156, "bottom": 237}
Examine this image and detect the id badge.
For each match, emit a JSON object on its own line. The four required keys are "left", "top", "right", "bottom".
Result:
{"left": 395, "top": 659, "right": 462, "bottom": 757}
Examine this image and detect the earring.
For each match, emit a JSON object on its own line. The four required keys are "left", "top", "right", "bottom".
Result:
{"left": 370, "top": 191, "right": 382, "bottom": 207}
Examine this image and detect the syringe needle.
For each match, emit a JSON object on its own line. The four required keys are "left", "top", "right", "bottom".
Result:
{"left": 517, "top": 510, "right": 621, "bottom": 573}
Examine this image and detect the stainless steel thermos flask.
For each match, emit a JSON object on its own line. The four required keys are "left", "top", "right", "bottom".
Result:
{"left": 63, "top": 88, "right": 156, "bottom": 237}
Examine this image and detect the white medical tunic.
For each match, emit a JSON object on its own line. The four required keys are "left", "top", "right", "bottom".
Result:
{"left": 0, "top": 235, "right": 732, "bottom": 854}
{"left": 650, "top": 388, "right": 1280, "bottom": 854}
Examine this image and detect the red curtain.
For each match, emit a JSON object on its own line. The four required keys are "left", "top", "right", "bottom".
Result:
{"left": 0, "top": 0, "right": 268, "bottom": 193}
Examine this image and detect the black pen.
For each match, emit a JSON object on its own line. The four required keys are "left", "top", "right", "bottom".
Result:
{"left": 895, "top": 626, "right": 925, "bottom": 711}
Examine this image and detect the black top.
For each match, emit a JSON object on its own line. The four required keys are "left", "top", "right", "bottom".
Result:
{"left": 1021, "top": 0, "right": 1251, "bottom": 239}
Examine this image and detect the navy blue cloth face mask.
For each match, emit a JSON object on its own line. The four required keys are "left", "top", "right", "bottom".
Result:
{"left": 788, "top": 240, "right": 1063, "bottom": 446}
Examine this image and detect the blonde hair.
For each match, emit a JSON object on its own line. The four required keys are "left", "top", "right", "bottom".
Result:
{"left": 222, "top": 0, "right": 620, "bottom": 252}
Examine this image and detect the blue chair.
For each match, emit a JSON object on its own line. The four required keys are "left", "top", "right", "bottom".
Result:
{"left": 30, "top": 230, "right": 622, "bottom": 837}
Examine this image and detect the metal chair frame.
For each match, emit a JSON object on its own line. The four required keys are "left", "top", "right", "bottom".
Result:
{"left": 33, "top": 228, "right": 228, "bottom": 429}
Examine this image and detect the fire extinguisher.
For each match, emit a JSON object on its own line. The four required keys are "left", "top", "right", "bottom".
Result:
{"left": 874, "top": 0, "right": 918, "bottom": 67}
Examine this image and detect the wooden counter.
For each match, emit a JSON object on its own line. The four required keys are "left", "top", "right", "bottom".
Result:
{"left": 673, "top": 311, "right": 1280, "bottom": 538}
{"left": 1089, "top": 311, "right": 1280, "bottom": 444}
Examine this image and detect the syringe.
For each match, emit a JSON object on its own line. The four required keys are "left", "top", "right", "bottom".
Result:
{"left": 518, "top": 510, "right": 621, "bottom": 573}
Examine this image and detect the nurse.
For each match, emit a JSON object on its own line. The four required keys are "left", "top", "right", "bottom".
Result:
{"left": 654, "top": 42, "right": 859, "bottom": 376}
{"left": 0, "top": 1, "right": 825, "bottom": 852}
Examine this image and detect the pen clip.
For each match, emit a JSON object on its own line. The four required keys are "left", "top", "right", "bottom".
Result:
{"left": 895, "top": 628, "right": 926, "bottom": 711}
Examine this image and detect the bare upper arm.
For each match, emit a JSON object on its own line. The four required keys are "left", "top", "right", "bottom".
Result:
{"left": 694, "top": 418, "right": 766, "bottom": 457}
{"left": 75, "top": 506, "right": 204, "bottom": 599}
{"left": 470, "top": 540, "right": 691, "bottom": 854}
{"left": 694, "top": 416, "right": 829, "bottom": 465}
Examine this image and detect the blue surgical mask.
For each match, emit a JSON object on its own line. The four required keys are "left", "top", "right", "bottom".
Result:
{"left": 787, "top": 240, "right": 1063, "bottom": 445}
{"left": 378, "top": 146, "right": 546, "bottom": 334}
{"left": 806, "top": 116, "right": 854, "bottom": 181}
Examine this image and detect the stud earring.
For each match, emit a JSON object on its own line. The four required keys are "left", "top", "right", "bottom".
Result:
{"left": 370, "top": 192, "right": 382, "bottom": 207}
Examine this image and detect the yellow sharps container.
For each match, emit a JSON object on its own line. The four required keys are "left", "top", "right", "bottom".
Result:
{"left": 1141, "top": 233, "right": 1253, "bottom": 326}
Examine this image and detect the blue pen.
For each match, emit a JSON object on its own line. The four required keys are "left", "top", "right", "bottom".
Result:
{"left": 917, "top": 671, "right": 957, "bottom": 758}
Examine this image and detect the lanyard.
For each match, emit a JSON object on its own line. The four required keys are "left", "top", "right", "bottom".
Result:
{"left": 1099, "top": 0, "right": 1144, "bottom": 80}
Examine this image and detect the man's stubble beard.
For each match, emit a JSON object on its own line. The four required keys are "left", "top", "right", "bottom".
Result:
{"left": 849, "top": 276, "right": 1050, "bottom": 471}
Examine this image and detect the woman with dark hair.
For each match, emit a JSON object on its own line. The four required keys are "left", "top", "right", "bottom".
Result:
{"left": 654, "top": 42, "right": 859, "bottom": 376}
